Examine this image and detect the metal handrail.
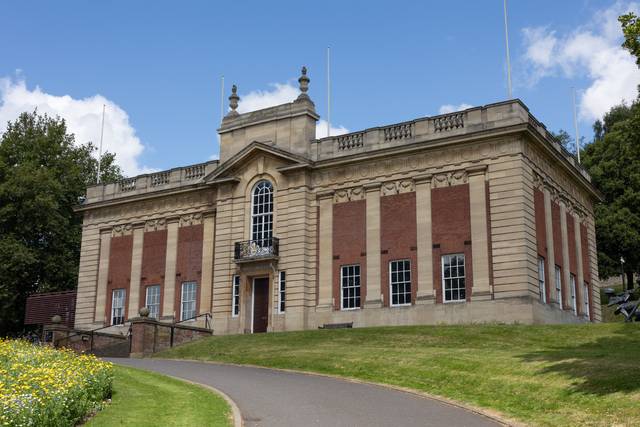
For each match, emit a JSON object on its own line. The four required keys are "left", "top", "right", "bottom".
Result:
{"left": 174, "top": 312, "right": 212, "bottom": 330}
{"left": 55, "top": 322, "right": 129, "bottom": 347}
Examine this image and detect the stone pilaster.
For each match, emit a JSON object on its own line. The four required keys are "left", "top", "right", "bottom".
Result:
{"left": 364, "top": 183, "right": 382, "bottom": 308}
{"left": 94, "top": 229, "right": 111, "bottom": 324}
{"left": 128, "top": 224, "right": 145, "bottom": 319}
{"left": 162, "top": 218, "right": 179, "bottom": 318}
{"left": 543, "top": 188, "right": 557, "bottom": 305}
{"left": 317, "top": 190, "right": 334, "bottom": 310}
{"left": 200, "top": 212, "right": 216, "bottom": 315}
{"left": 573, "top": 213, "right": 585, "bottom": 316}
{"left": 559, "top": 201, "right": 570, "bottom": 310}
{"left": 467, "top": 165, "right": 491, "bottom": 300}
{"left": 414, "top": 174, "right": 434, "bottom": 304}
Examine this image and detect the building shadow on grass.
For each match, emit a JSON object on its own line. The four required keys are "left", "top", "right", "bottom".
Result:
{"left": 519, "top": 324, "right": 640, "bottom": 395}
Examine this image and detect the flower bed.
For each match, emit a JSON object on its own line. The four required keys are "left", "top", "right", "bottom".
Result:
{"left": 0, "top": 339, "right": 113, "bottom": 426}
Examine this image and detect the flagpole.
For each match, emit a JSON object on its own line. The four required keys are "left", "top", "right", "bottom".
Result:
{"left": 572, "top": 87, "right": 581, "bottom": 163}
{"left": 97, "top": 104, "right": 105, "bottom": 184}
{"left": 503, "top": 0, "right": 513, "bottom": 99}
{"left": 327, "top": 46, "right": 331, "bottom": 137}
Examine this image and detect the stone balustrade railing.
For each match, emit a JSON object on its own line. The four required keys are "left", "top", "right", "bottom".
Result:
{"left": 86, "top": 160, "right": 219, "bottom": 204}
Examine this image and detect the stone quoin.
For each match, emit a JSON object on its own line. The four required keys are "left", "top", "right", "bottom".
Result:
{"left": 73, "top": 67, "right": 603, "bottom": 335}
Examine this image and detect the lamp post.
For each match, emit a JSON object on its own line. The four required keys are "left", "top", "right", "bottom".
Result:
{"left": 621, "top": 256, "right": 626, "bottom": 291}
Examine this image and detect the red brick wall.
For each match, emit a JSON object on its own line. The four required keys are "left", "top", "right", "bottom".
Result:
{"left": 380, "top": 192, "right": 417, "bottom": 306}
{"left": 534, "top": 189, "right": 551, "bottom": 301}
{"left": 140, "top": 229, "right": 167, "bottom": 310}
{"left": 332, "top": 200, "right": 367, "bottom": 310}
{"left": 105, "top": 235, "right": 133, "bottom": 324}
{"left": 551, "top": 202, "right": 566, "bottom": 306}
{"left": 431, "top": 184, "right": 472, "bottom": 303}
{"left": 174, "top": 225, "right": 203, "bottom": 318}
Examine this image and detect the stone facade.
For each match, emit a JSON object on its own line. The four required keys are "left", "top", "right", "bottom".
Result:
{"left": 74, "top": 68, "right": 602, "bottom": 334}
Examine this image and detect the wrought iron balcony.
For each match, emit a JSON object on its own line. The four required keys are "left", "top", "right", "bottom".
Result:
{"left": 234, "top": 237, "right": 279, "bottom": 262}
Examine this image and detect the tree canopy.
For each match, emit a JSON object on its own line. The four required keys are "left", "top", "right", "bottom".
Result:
{"left": 0, "top": 111, "right": 122, "bottom": 335}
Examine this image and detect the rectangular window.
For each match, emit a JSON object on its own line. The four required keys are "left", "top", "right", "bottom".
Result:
{"left": 180, "top": 282, "right": 197, "bottom": 321}
{"left": 145, "top": 285, "right": 160, "bottom": 319}
{"left": 232, "top": 275, "right": 240, "bottom": 317}
{"left": 442, "top": 254, "right": 466, "bottom": 303}
{"left": 277, "top": 271, "right": 286, "bottom": 313}
{"left": 341, "top": 265, "right": 361, "bottom": 310}
{"left": 583, "top": 282, "right": 590, "bottom": 319}
{"left": 389, "top": 260, "right": 411, "bottom": 306}
{"left": 570, "top": 273, "right": 577, "bottom": 314}
{"left": 538, "top": 257, "right": 546, "bottom": 303}
{"left": 555, "top": 266, "right": 563, "bottom": 310}
{"left": 111, "top": 289, "right": 126, "bottom": 325}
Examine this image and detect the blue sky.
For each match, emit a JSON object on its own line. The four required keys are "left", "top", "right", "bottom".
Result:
{"left": 1, "top": 0, "right": 639, "bottom": 176}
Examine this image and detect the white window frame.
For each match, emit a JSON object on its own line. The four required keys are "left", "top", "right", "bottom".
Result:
{"left": 583, "top": 282, "right": 590, "bottom": 320}
{"left": 145, "top": 285, "right": 161, "bottom": 319}
{"left": 341, "top": 264, "right": 361, "bottom": 310}
{"left": 555, "top": 265, "right": 563, "bottom": 310}
{"left": 442, "top": 254, "right": 466, "bottom": 303}
{"left": 538, "top": 257, "right": 546, "bottom": 303}
{"left": 180, "top": 281, "right": 197, "bottom": 321}
{"left": 570, "top": 273, "right": 577, "bottom": 315}
{"left": 389, "top": 259, "right": 412, "bottom": 307}
{"left": 277, "top": 271, "right": 286, "bottom": 314}
{"left": 231, "top": 275, "right": 240, "bottom": 317}
{"left": 111, "top": 289, "right": 126, "bottom": 325}
{"left": 251, "top": 180, "right": 274, "bottom": 247}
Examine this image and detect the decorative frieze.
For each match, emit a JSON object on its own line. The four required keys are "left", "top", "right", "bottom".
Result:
{"left": 431, "top": 170, "right": 467, "bottom": 188}
{"left": 312, "top": 137, "right": 519, "bottom": 187}
{"left": 180, "top": 213, "right": 203, "bottom": 227}
{"left": 533, "top": 170, "right": 589, "bottom": 221}
{"left": 381, "top": 179, "right": 414, "bottom": 196}
{"left": 333, "top": 186, "right": 364, "bottom": 203}
{"left": 144, "top": 218, "right": 167, "bottom": 232}
{"left": 111, "top": 223, "right": 133, "bottom": 237}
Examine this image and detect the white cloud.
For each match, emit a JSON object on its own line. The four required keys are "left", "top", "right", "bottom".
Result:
{"left": 237, "top": 81, "right": 349, "bottom": 139}
{"left": 520, "top": 1, "right": 640, "bottom": 121}
{"left": 315, "top": 119, "right": 349, "bottom": 139}
{"left": 0, "top": 77, "right": 153, "bottom": 176}
{"left": 438, "top": 103, "right": 473, "bottom": 114}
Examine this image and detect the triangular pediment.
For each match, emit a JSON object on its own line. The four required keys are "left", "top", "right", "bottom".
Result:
{"left": 203, "top": 141, "right": 311, "bottom": 183}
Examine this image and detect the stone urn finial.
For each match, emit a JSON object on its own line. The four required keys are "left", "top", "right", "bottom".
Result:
{"left": 296, "top": 66, "right": 310, "bottom": 101}
{"left": 228, "top": 84, "right": 240, "bottom": 116}
{"left": 51, "top": 315, "right": 62, "bottom": 324}
{"left": 139, "top": 307, "right": 150, "bottom": 318}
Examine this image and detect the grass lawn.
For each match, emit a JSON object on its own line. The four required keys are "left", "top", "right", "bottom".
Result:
{"left": 158, "top": 323, "right": 639, "bottom": 427}
{"left": 86, "top": 365, "right": 232, "bottom": 427}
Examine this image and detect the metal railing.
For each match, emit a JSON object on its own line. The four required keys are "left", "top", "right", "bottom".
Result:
{"left": 174, "top": 313, "right": 212, "bottom": 330}
{"left": 234, "top": 237, "right": 280, "bottom": 261}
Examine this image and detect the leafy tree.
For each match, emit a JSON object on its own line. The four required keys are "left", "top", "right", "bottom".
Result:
{"left": 582, "top": 101, "right": 640, "bottom": 288}
{"left": 620, "top": 12, "right": 640, "bottom": 67}
{"left": 0, "top": 111, "right": 122, "bottom": 335}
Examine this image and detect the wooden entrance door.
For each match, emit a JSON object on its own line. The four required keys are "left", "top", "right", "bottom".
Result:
{"left": 252, "top": 277, "right": 269, "bottom": 333}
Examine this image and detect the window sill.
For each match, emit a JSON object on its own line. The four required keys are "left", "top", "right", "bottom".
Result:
{"left": 390, "top": 303, "right": 412, "bottom": 308}
{"left": 340, "top": 307, "right": 361, "bottom": 311}
{"left": 443, "top": 300, "right": 467, "bottom": 304}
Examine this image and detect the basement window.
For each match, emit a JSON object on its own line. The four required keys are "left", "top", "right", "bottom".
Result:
{"left": 389, "top": 260, "right": 411, "bottom": 306}
{"left": 442, "top": 254, "right": 465, "bottom": 303}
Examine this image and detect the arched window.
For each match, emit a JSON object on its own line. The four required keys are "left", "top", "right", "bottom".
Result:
{"left": 251, "top": 180, "right": 273, "bottom": 246}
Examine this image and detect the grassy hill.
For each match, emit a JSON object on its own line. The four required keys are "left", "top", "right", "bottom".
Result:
{"left": 158, "top": 323, "right": 640, "bottom": 426}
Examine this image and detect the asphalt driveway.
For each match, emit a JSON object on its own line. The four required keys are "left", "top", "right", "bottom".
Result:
{"left": 109, "top": 358, "right": 502, "bottom": 427}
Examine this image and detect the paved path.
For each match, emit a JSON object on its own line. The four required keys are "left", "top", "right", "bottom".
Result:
{"left": 109, "top": 358, "right": 501, "bottom": 427}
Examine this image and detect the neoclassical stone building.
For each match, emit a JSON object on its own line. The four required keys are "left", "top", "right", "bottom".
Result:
{"left": 74, "top": 68, "right": 602, "bottom": 335}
